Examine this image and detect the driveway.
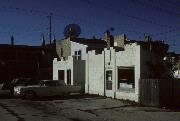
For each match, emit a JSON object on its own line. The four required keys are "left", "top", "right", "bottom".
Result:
{"left": 0, "top": 94, "right": 180, "bottom": 121}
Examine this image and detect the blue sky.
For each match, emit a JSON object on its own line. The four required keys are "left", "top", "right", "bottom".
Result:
{"left": 0, "top": 0, "right": 179, "bottom": 53}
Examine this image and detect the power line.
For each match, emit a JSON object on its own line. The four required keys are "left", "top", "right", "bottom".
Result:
{"left": 0, "top": 5, "right": 144, "bottom": 37}
{"left": 0, "top": 4, "right": 178, "bottom": 43}
{"left": 0, "top": 6, "right": 48, "bottom": 16}
{"left": 130, "top": 0, "right": 180, "bottom": 17}
{"left": 155, "top": 0, "right": 180, "bottom": 10}
{"left": 151, "top": 28, "right": 180, "bottom": 37}
{"left": 80, "top": 0, "right": 180, "bottom": 30}
{"left": 0, "top": 5, "right": 110, "bottom": 30}
{"left": 1, "top": 4, "right": 179, "bottom": 30}
{"left": 80, "top": 0, "right": 180, "bottom": 45}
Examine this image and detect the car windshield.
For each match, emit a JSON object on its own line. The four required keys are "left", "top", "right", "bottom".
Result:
{"left": 39, "top": 80, "right": 65, "bottom": 87}
{"left": 11, "top": 78, "right": 40, "bottom": 86}
{"left": 42, "top": 81, "right": 59, "bottom": 86}
{"left": 25, "top": 79, "right": 40, "bottom": 86}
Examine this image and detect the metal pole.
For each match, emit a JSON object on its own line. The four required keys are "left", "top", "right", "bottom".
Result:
{"left": 48, "top": 13, "right": 53, "bottom": 44}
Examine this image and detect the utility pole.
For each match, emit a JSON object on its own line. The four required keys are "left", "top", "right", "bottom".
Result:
{"left": 48, "top": 13, "right": 53, "bottom": 44}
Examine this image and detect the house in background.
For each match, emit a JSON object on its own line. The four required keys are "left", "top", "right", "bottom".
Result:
{"left": 0, "top": 36, "right": 58, "bottom": 83}
{"left": 0, "top": 44, "right": 42, "bottom": 82}
{"left": 39, "top": 42, "right": 58, "bottom": 79}
{"left": 165, "top": 52, "right": 180, "bottom": 79}
{"left": 85, "top": 34, "right": 169, "bottom": 102}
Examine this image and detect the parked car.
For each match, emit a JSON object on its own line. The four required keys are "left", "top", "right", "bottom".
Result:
{"left": 14, "top": 80, "right": 81, "bottom": 99}
{"left": 0, "top": 78, "right": 39, "bottom": 95}
{"left": 10, "top": 78, "right": 40, "bottom": 94}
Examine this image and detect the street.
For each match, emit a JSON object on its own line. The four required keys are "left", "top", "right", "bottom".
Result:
{"left": 0, "top": 95, "right": 180, "bottom": 121}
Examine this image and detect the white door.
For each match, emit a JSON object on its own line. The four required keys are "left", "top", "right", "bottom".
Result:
{"left": 105, "top": 70, "right": 114, "bottom": 98}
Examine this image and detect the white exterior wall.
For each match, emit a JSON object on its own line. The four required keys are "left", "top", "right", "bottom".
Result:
{"left": 86, "top": 43, "right": 141, "bottom": 102}
{"left": 85, "top": 50, "right": 105, "bottom": 96}
{"left": 53, "top": 57, "right": 73, "bottom": 85}
{"left": 115, "top": 44, "right": 140, "bottom": 102}
{"left": 53, "top": 41, "right": 87, "bottom": 85}
{"left": 71, "top": 41, "right": 87, "bottom": 60}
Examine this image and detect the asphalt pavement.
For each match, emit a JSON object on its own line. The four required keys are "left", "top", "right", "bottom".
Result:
{"left": 0, "top": 94, "right": 180, "bottom": 121}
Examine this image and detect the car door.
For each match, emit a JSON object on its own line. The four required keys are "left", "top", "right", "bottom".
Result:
{"left": 35, "top": 81, "right": 51, "bottom": 97}
{"left": 54, "top": 81, "right": 68, "bottom": 95}
{"left": 44, "top": 81, "right": 59, "bottom": 96}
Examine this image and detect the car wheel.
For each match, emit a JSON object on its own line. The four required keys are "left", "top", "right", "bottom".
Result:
{"left": 24, "top": 91, "right": 36, "bottom": 100}
{"left": 63, "top": 92, "right": 70, "bottom": 96}
{"left": 66, "top": 92, "right": 70, "bottom": 95}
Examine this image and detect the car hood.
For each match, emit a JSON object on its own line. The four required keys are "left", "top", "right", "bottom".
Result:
{"left": 14, "top": 85, "right": 40, "bottom": 89}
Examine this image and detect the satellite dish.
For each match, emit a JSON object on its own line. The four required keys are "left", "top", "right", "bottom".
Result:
{"left": 63, "top": 24, "right": 81, "bottom": 38}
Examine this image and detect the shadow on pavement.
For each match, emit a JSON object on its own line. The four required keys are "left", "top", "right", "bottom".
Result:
{"left": 0, "top": 94, "right": 17, "bottom": 99}
{"left": 33, "top": 94, "right": 103, "bottom": 101}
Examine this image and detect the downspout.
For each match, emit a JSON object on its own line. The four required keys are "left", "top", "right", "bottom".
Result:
{"left": 104, "top": 50, "right": 106, "bottom": 96}
{"left": 114, "top": 50, "right": 117, "bottom": 98}
{"left": 88, "top": 53, "right": 89, "bottom": 93}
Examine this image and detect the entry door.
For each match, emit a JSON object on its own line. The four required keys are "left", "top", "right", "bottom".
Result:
{"left": 58, "top": 70, "right": 65, "bottom": 81}
{"left": 105, "top": 70, "right": 114, "bottom": 98}
{"left": 67, "top": 70, "right": 71, "bottom": 85}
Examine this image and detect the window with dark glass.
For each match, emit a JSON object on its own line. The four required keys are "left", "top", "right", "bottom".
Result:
{"left": 117, "top": 67, "right": 135, "bottom": 90}
{"left": 74, "top": 50, "right": 81, "bottom": 60}
{"left": 67, "top": 69, "right": 71, "bottom": 85}
{"left": 78, "top": 50, "right": 81, "bottom": 60}
{"left": 106, "top": 70, "right": 112, "bottom": 90}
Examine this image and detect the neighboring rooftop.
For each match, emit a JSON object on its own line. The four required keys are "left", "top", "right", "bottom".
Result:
{"left": 71, "top": 37, "right": 107, "bottom": 47}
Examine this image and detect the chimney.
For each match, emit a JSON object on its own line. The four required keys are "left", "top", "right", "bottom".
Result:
{"left": 104, "top": 30, "right": 114, "bottom": 48}
{"left": 114, "top": 34, "right": 126, "bottom": 48}
{"left": 10, "top": 35, "right": 14, "bottom": 45}
{"left": 144, "top": 34, "right": 152, "bottom": 42}
{"left": 92, "top": 36, "right": 96, "bottom": 39}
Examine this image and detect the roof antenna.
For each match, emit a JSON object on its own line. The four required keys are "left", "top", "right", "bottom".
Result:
{"left": 48, "top": 13, "right": 53, "bottom": 44}
{"left": 11, "top": 35, "right": 14, "bottom": 45}
{"left": 53, "top": 35, "right": 56, "bottom": 43}
{"left": 41, "top": 34, "right": 45, "bottom": 46}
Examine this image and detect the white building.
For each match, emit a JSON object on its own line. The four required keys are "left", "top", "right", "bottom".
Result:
{"left": 53, "top": 37, "right": 106, "bottom": 91}
{"left": 86, "top": 43, "right": 140, "bottom": 102}
{"left": 85, "top": 41, "right": 168, "bottom": 102}
{"left": 53, "top": 33, "right": 168, "bottom": 101}
{"left": 53, "top": 57, "right": 86, "bottom": 90}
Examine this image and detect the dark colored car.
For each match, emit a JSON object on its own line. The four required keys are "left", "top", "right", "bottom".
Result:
{"left": 2, "top": 78, "right": 40, "bottom": 94}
